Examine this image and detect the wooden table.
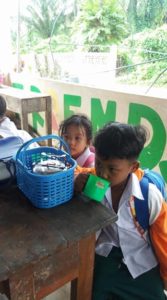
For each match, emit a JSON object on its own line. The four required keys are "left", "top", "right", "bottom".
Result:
{"left": 0, "top": 85, "right": 52, "bottom": 135}
{"left": 0, "top": 186, "right": 117, "bottom": 300}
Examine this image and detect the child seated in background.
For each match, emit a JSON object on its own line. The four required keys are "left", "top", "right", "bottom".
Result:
{"left": 0, "top": 95, "right": 37, "bottom": 145}
{"left": 75, "top": 121, "right": 167, "bottom": 300}
{"left": 59, "top": 114, "right": 95, "bottom": 167}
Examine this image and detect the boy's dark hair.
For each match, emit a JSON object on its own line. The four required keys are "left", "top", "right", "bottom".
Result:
{"left": 0, "top": 95, "right": 6, "bottom": 118}
{"left": 59, "top": 114, "right": 93, "bottom": 141}
{"left": 94, "top": 122, "right": 147, "bottom": 160}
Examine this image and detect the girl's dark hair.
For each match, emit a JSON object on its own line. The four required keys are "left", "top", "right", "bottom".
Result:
{"left": 94, "top": 122, "right": 147, "bottom": 160}
{"left": 0, "top": 96, "right": 6, "bottom": 118}
{"left": 59, "top": 114, "right": 93, "bottom": 141}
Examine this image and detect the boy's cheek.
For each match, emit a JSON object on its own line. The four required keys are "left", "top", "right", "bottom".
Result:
{"left": 96, "top": 167, "right": 107, "bottom": 179}
{"left": 95, "top": 166, "right": 103, "bottom": 177}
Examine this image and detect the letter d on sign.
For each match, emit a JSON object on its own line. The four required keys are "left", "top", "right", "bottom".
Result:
{"left": 128, "top": 103, "right": 166, "bottom": 169}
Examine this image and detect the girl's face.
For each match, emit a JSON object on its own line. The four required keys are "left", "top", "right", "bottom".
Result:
{"left": 95, "top": 154, "right": 138, "bottom": 187}
{"left": 62, "top": 124, "right": 89, "bottom": 159}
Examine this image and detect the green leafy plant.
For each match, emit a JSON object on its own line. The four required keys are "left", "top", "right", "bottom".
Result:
{"left": 73, "top": 0, "right": 128, "bottom": 52}
{"left": 116, "top": 24, "right": 167, "bottom": 87}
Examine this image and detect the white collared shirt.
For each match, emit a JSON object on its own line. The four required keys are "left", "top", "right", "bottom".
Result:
{"left": 76, "top": 147, "right": 95, "bottom": 167}
{"left": 0, "top": 117, "right": 18, "bottom": 137}
{"left": 96, "top": 173, "right": 159, "bottom": 278}
{"left": 0, "top": 117, "right": 38, "bottom": 148}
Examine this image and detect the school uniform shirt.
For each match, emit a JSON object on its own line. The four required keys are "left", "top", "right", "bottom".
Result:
{"left": 96, "top": 172, "right": 167, "bottom": 281}
{"left": 76, "top": 147, "right": 95, "bottom": 168}
{"left": 0, "top": 117, "right": 38, "bottom": 147}
{"left": 0, "top": 117, "right": 19, "bottom": 137}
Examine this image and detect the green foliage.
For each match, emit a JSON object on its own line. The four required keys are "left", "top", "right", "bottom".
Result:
{"left": 125, "top": 61, "right": 167, "bottom": 87}
{"left": 32, "top": 36, "right": 75, "bottom": 54}
{"left": 22, "top": 0, "right": 60, "bottom": 39}
{"left": 116, "top": 49, "right": 134, "bottom": 75}
{"left": 12, "top": 0, "right": 167, "bottom": 56}
{"left": 73, "top": 0, "right": 128, "bottom": 52}
{"left": 122, "top": 25, "right": 167, "bottom": 63}
{"left": 117, "top": 25, "right": 167, "bottom": 87}
{"left": 10, "top": 0, "right": 167, "bottom": 86}
{"left": 18, "top": 0, "right": 77, "bottom": 53}
{"left": 140, "top": 26, "right": 167, "bottom": 60}
{"left": 11, "top": 0, "right": 81, "bottom": 66}
{"left": 124, "top": 0, "right": 167, "bottom": 33}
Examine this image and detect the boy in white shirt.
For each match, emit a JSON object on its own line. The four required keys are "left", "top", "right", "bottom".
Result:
{"left": 75, "top": 122, "right": 167, "bottom": 300}
{"left": 0, "top": 95, "right": 35, "bottom": 143}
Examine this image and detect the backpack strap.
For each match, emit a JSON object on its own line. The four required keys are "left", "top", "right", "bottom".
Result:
{"left": 133, "top": 169, "right": 166, "bottom": 236}
{"left": 83, "top": 152, "right": 95, "bottom": 168}
{"left": 135, "top": 175, "right": 150, "bottom": 232}
{"left": 144, "top": 169, "right": 167, "bottom": 200}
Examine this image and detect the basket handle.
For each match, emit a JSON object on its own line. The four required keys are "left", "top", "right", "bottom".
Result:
{"left": 16, "top": 134, "right": 71, "bottom": 162}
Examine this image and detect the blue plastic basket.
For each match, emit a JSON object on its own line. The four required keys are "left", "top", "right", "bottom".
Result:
{"left": 15, "top": 134, "right": 77, "bottom": 208}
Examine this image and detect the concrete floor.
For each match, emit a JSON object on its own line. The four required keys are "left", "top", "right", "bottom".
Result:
{"left": 1, "top": 283, "right": 167, "bottom": 300}
{"left": 43, "top": 283, "right": 70, "bottom": 300}
{"left": 0, "top": 285, "right": 70, "bottom": 300}
{"left": 43, "top": 285, "right": 167, "bottom": 300}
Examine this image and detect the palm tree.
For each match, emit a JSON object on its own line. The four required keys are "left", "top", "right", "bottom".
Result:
{"left": 22, "top": 0, "right": 79, "bottom": 40}
{"left": 22, "top": 0, "right": 62, "bottom": 39}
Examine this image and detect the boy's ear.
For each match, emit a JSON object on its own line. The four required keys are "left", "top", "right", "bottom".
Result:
{"left": 131, "top": 161, "right": 139, "bottom": 172}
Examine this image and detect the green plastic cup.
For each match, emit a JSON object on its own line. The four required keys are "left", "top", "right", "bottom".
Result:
{"left": 83, "top": 174, "right": 110, "bottom": 202}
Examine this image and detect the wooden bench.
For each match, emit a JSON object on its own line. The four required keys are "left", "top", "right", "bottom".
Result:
{"left": 0, "top": 85, "right": 52, "bottom": 135}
